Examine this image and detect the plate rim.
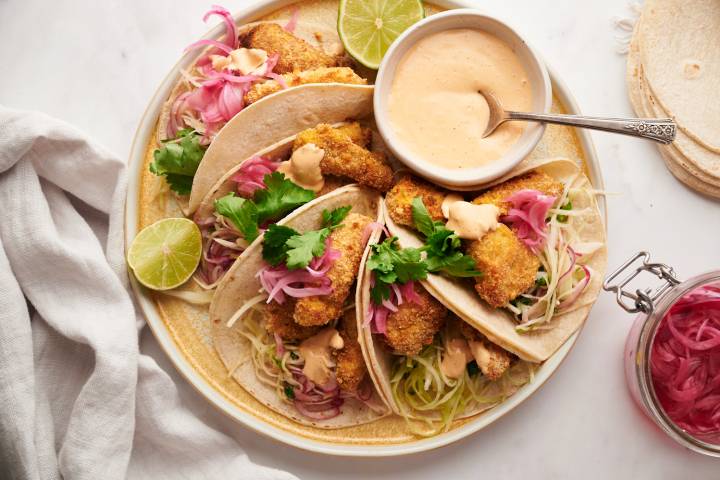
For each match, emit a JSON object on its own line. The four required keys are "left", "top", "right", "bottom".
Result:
{"left": 125, "top": 0, "right": 606, "bottom": 457}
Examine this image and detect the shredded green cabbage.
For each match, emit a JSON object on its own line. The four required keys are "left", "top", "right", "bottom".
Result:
{"left": 509, "top": 174, "right": 601, "bottom": 332}
{"left": 235, "top": 305, "right": 305, "bottom": 404}
{"left": 390, "top": 329, "right": 536, "bottom": 436}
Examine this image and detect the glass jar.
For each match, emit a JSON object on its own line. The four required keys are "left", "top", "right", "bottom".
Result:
{"left": 605, "top": 252, "right": 720, "bottom": 457}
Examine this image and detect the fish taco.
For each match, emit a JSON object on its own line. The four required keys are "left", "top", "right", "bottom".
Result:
{"left": 210, "top": 185, "right": 390, "bottom": 427}
{"left": 381, "top": 159, "right": 607, "bottom": 363}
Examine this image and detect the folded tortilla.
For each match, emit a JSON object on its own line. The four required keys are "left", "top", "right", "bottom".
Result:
{"left": 188, "top": 84, "right": 374, "bottom": 213}
{"left": 210, "top": 185, "right": 390, "bottom": 428}
{"left": 385, "top": 159, "right": 607, "bottom": 363}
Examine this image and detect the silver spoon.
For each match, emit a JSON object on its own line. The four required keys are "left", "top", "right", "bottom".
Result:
{"left": 479, "top": 90, "right": 676, "bottom": 144}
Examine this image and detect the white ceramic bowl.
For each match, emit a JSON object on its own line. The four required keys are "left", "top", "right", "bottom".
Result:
{"left": 374, "top": 9, "right": 552, "bottom": 189}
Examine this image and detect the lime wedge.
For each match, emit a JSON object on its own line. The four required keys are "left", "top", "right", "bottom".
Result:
{"left": 338, "top": 0, "right": 425, "bottom": 70}
{"left": 128, "top": 218, "right": 201, "bottom": 291}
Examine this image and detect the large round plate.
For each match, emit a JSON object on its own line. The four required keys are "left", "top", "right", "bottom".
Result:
{"left": 125, "top": 0, "right": 606, "bottom": 456}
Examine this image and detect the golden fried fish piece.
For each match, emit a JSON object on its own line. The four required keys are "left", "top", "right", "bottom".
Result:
{"left": 384, "top": 285, "right": 447, "bottom": 356}
{"left": 466, "top": 224, "right": 540, "bottom": 308}
{"left": 293, "top": 213, "right": 373, "bottom": 326}
{"left": 240, "top": 23, "right": 337, "bottom": 74}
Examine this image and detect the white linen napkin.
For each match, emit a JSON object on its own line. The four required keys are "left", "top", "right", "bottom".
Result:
{"left": 0, "top": 105, "right": 298, "bottom": 480}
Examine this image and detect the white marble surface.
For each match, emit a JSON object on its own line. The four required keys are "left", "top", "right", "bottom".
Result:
{"left": 2, "top": 0, "right": 719, "bottom": 478}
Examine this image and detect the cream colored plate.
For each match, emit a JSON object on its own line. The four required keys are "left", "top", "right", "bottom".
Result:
{"left": 125, "top": 0, "right": 607, "bottom": 456}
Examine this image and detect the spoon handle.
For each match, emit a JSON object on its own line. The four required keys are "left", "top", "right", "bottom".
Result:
{"left": 505, "top": 111, "right": 676, "bottom": 144}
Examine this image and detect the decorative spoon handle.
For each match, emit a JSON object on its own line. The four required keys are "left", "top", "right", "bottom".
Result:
{"left": 505, "top": 112, "right": 677, "bottom": 144}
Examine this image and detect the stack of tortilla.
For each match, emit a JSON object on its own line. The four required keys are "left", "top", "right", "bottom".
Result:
{"left": 626, "top": 0, "right": 720, "bottom": 198}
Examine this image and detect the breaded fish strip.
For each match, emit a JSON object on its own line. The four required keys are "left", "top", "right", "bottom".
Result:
{"left": 240, "top": 23, "right": 336, "bottom": 74}
{"left": 458, "top": 320, "right": 511, "bottom": 381}
{"left": 385, "top": 286, "right": 447, "bottom": 356}
{"left": 467, "top": 224, "right": 540, "bottom": 308}
{"left": 294, "top": 213, "right": 372, "bottom": 326}
{"left": 244, "top": 67, "right": 367, "bottom": 104}
{"left": 472, "top": 171, "right": 564, "bottom": 216}
{"left": 264, "top": 299, "right": 320, "bottom": 341}
{"left": 333, "top": 122, "right": 372, "bottom": 149}
{"left": 334, "top": 310, "right": 367, "bottom": 393}
{"left": 385, "top": 174, "right": 447, "bottom": 227}
{"left": 294, "top": 124, "right": 394, "bottom": 192}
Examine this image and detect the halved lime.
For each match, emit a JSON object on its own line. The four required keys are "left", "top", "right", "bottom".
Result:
{"left": 128, "top": 218, "right": 201, "bottom": 291}
{"left": 338, "top": 0, "right": 425, "bottom": 70}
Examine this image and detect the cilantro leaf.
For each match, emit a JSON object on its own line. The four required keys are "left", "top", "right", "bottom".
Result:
{"left": 367, "top": 237, "right": 428, "bottom": 304}
{"left": 411, "top": 197, "right": 482, "bottom": 279}
{"left": 425, "top": 251, "right": 481, "bottom": 277}
{"left": 322, "top": 206, "right": 352, "bottom": 229}
{"left": 411, "top": 197, "right": 443, "bottom": 237}
{"left": 254, "top": 172, "right": 315, "bottom": 225}
{"left": 285, "top": 228, "right": 331, "bottom": 270}
{"left": 214, "top": 193, "right": 260, "bottom": 243}
{"left": 262, "top": 224, "right": 299, "bottom": 266}
{"left": 149, "top": 129, "right": 206, "bottom": 194}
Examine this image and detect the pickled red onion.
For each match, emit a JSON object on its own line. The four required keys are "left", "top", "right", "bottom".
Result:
{"left": 502, "top": 189, "right": 556, "bottom": 252}
{"left": 258, "top": 239, "right": 340, "bottom": 304}
{"left": 365, "top": 278, "right": 421, "bottom": 334}
{"left": 650, "top": 282, "right": 720, "bottom": 437}
{"left": 203, "top": 5, "right": 238, "bottom": 50}
{"left": 284, "top": 7, "right": 300, "bottom": 33}
{"left": 231, "top": 156, "right": 281, "bottom": 197}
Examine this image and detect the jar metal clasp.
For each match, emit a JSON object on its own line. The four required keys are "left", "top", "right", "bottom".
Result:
{"left": 603, "top": 251, "right": 682, "bottom": 314}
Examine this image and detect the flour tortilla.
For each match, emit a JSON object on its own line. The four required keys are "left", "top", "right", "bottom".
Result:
{"left": 210, "top": 185, "right": 389, "bottom": 428}
{"left": 386, "top": 159, "right": 607, "bottom": 363}
{"left": 188, "top": 84, "right": 374, "bottom": 213}
{"left": 195, "top": 121, "right": 354, "bottom": 223}
{"left": 638, "top": 0, "right": 720, "bottom": 153}
{"left": 356, "top": 230, "right": 534, "bottom": 420}
{"left": 627, "top": 33, "right": 720, "bottom": 197}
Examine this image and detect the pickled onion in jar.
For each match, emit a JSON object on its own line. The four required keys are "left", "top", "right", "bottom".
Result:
{"left": 650, "top": 281, "right": 720, "bottom": 438}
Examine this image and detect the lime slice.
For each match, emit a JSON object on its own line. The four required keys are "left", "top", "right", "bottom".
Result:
{"left": 338, "top": 0, "right": 425, "bottom": 70}
{"left": 128, "top": 218, "right": 202, "bottom": 291}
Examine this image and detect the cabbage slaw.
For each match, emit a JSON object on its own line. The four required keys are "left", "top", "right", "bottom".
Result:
{"left": 389, "top": 325, "right": 536, "bottom": 436}
{"left": 504, "top": 174, "right": 601, "bottom": 332}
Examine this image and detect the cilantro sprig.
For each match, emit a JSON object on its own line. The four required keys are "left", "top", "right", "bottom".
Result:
{"left": 411, "top": 198, "right": 481, "bottom": 278}
{"left": 261, "top": 206, "right": 351, "bottom": 270}
{"left": 214, "top": 172, "right": 315, "bottom": 243}
{"left": 149, "top": 129, "right": 206, "bottom": 194}
{"left": 365, "top": 197, "right": 481, "bottom": 304}
{"left": 366, "top": 237, "right": 427, "bottom": 304}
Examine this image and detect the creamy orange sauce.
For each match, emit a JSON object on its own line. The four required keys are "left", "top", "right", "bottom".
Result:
{"left": 277, "top": 143, "right": 326, "bottom": 192}
{"left": 298, "top": 327, "right": 343, "bottom": 386}
{"left": 210, "top": 48, "right": 268, "bottom": 75}
{"left": 440, "top": 338, "right": 473, "bottom": 379}
{"left": 388, "top": 29, "right": 533, "bottom": 169}
{"left": 444, "top": 201, "right": 499, "bottom": 240}
{"left": 441, "top": 193, "right": 464, "bottom": 218}
{"left": 468, "top": 340, "right": 491, "bottom": 371}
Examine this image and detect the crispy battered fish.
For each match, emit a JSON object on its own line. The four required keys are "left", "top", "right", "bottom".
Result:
{"left": 334, "top": 310, "right": 367, "bottom": 393}
{"left": 294, "top": 213, "right": 372, "bottom": 326}
{"left": 294, "top": 124, "right": 394, "bottom": 192}
{"left": 472, "top": 171, "right": 564, "bottom": 216}
{"left": 240, "top": 23, "right": 337, "bottom": 74}
{"left": 264, "top": 299, "right": 320, "bottom": 341}
{"left": 458, "top": 320, "right": 511, "bottom": 381}
{"left": 244, "top": 67, "right": 367, "bottom": 104}
{"left": 385, "top": 174, "right": 447, "bottom": 227}
{"left": 466, "top": 224, "right": 540, "bottom": 308}
{"left": 333, "top": 122, "right": 372, "bottom": 149}
{"left": 385, "top": 285, "right": 447, "bottom": 356}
